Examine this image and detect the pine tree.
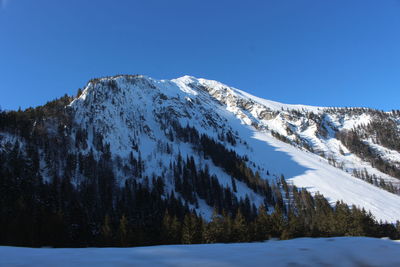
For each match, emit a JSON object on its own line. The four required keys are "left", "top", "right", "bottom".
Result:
{"left": 232, "top": 209, "right": 249, "bottom": 242}
{"left": 231, "top": 177, "right": 237, "bottom": 193}
{"left": 117, "top": 215, "right": 129, "bottom": 246}
{"left": 161, "top": 211, "right": 181, "bottom": 244}
{"left": 254, "top": 205, "right": 271, "bottom": 241}
{"left": 203, "top": 209, "right": 226, "bottom": 243}
{"left": 181, "top": 213, "right": 202, "bottom": 244}
{"left": 101, "top": 215, "right": 113, "bottom": 246}
{"left": 270, "top": 204, "right": 285, "bottom": 238}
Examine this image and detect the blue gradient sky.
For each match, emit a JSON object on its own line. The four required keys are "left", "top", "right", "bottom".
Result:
{"left": 1, "top": 0, "right": 400, "bottom": 110}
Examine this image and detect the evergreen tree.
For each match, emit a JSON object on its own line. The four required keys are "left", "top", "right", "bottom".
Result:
{"left": 101, "top": 215, "right": 113, "bottom": 246}
{"left": 181, "top": 213, "right": 202, "bottom": 244}
{"left": 232, "top": 210, "right": 249, "bottom": 242}
{"left": 117, "top": 215, "right": 129, "bottom": 246}
{"left": 254, "top": 205, "right": 271, "bottom": 241}
{"left": 203, "top": 210, "right": 226, "bottom": 243}
{"left": 161, "top": 211, "right": 181, "bottom": 244}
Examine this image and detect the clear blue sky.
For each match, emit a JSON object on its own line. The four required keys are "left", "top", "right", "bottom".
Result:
{"left": 1, "top": 0, "right": 400, "bottom": 111}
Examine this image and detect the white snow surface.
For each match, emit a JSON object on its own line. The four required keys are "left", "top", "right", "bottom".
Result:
{"left": 253, "top": 132, "right": 400, "bottom": 222}
{"left": 1, "top": 237, "right": 400, "bottom": 267}
{"left": 65, "top": 75, "right": 400, "bottom": 222}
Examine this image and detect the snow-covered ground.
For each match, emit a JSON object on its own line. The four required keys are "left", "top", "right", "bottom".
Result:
{"left": 1, "top": 237, "right": 399, "bottom": 266}
{"left": 251, "top": 130, "right": 400, "bottom": 223}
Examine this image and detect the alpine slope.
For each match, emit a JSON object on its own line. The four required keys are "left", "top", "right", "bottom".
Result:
{"left": 63, "top": 74, "right": 400, "bottom": 223}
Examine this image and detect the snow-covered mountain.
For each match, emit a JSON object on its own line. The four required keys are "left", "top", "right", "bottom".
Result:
{"left": 2, "top": 74, "right": 400, "bottom": 223}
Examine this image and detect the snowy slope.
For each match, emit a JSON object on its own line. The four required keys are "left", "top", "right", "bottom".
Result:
{"left": 61, "top": 74, "right": 400, "bottom": 222}
{"left": 252, "top": 131, "right": 400, "bottom": 223}
{"left": 1, "top": 237, "right": 400, "bottom": 266}
{"left": 190, "top": 77, "right": 400, "bottom": 188}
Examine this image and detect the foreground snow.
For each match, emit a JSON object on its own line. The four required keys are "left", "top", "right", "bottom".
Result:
{"left": 1, "top": 237, "right": 399, "bottom": 266}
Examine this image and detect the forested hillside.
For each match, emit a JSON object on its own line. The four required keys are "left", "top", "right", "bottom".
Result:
{"left": 1, "top": 75, "right": 400, "bottom": 247}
